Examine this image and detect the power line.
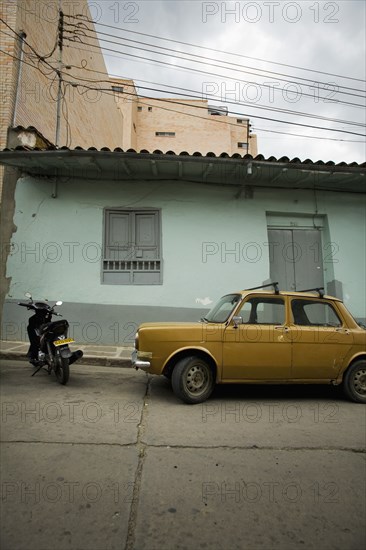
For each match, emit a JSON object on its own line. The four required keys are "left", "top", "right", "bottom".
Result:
{"left": 0, "top": 17, "right": 57, "bottom": 74}
{"left": 2, "top": 37, "right": 364, "bottom": 142}
{"left": 65, "top": 13, "right": 366, "bottom": 84}
{"left": 60, "top": 44, "right": 366, "bottom": 129}
{"left": 59, "top": 61, "right": 365, "bottom": 130}
{"left": 63, "top": 35, "right": 365, "bottom": 109}
{"left": 2, "top": 45, "right": 362, "bottom": 144}
{"left": 0, "top": 44, "right": 57, "bottom": 80}
{"left": 59, "top": 76, "right": 366, "bottom": 138}
{"left": 63, "top": 21, "right": 365, "bottom": 97}
{"left": 253, "top": 127, "right": 365, "bottom": 143}
{"left": 2, "top": 17, "right": 365, "bottom": 146}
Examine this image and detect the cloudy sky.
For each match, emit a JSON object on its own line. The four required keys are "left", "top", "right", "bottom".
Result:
{"left": 88, "top": 0, "right": 365, "bottom": 162}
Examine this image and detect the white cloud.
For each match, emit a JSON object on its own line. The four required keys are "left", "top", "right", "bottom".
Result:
{"left": 93, "top": 0, "right": 366, "bottom": 162}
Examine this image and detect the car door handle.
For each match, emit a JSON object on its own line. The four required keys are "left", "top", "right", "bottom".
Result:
{"left": 274, "top": 326, "right": 289, "bottom": 331}
{"left": 335, "top": 328, "right": 350, "bottom": 334}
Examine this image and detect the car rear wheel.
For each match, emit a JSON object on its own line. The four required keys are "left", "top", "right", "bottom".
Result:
{"left": 343, "top": 360, "right": 366, "bottom": 403}
{"left": 171, "top": 356, "right": 215, "bottom": 404}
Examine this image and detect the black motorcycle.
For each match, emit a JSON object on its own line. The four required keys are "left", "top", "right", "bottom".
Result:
{"left": 18, "top": 293, "right": 83, "bottom": 384}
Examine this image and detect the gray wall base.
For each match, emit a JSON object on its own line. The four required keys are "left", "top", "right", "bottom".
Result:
{"left": 2, "top": 300, "right": 208, "bottom": 345}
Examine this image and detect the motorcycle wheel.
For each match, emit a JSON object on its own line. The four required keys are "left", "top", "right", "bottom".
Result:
{"left": 55, "top": 353, "right": 70, "bottom": 385}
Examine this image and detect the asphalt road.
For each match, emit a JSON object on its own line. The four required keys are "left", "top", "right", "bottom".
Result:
{"left": 1, "top": 360, "right": 365, "bottom": 550}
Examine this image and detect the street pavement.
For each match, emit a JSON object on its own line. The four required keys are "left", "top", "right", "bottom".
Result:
{"left": 0, "top": 359, "right": 365, "bottom": 550}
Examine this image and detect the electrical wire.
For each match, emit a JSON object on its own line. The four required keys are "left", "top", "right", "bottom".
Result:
{"left": 60, "top": 64, "right": 365, "bottom": 129}
{"left": 253, "top": 127, "right": 365, "bottom": 143}
{"left": 63, "top": 34, "right": 365, "bottom": 109}
{"left": 63, "top": 21, "right": 365, "bottom": 97}
{"left": 58, "top": 77, "right": 366, "bottom": 138}
{"left": 0, "top": 45, "right": 56, "bottom": 81}
{"left": 2, "top": 16, "right": 365, "bottom": 146}
{"left": 0, "top": 18, "right": 57, "bottom": 74}
{"left": 60, "top": 45, "right": 366, "bottom": 129}
{"left": 2, "top": 44, "right": 364, "bottom": 143}
{"left": 64, "top": 13, "right": 366, "bottom": 84}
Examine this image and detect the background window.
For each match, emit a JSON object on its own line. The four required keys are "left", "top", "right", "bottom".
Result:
{"left": 237, "top": 142, "right": 248, "bottom": 149}
{"left": 155, "top": 132, "right": 175, "bottom": 137}
{"left": 103, "top": 209, "right": 162, "bottom": 285}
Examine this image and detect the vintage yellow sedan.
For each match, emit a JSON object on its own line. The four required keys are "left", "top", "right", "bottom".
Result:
{"left": 132, "top": 285, "right": 366, "bottom": 404}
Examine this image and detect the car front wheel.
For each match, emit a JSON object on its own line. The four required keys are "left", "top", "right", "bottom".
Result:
{"left": 171, "top": 356, "right": 215, "bottom": 404}
{"left": 343, "top": 360, "right": 366, "bottom": 404}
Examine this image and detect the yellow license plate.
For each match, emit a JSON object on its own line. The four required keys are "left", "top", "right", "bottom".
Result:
{"left": 53, "top": 338, "right": 75, "bottom": 347}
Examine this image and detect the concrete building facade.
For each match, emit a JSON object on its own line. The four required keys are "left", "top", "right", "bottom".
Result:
{"left": 0, "top": 1, "right": 260, "bottom": 338}
{"left": 1, "top": 149, "right": 365, "bottom": 345}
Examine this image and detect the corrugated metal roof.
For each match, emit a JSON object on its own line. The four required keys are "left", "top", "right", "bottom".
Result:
{"left": 0, "top": 144, "right": 365, "bottom": 194}
{"left": 2, "top": 143, "right": 365, "bottom": 168}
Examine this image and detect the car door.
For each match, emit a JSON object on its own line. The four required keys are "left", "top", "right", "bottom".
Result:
{"left": 289, "top": 298, "right": 354, "bottom": 380}
{"left": 222, "top": 295, "right": 292, "bottom": 381}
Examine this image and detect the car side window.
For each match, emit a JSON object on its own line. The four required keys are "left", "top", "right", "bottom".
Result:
{"left": 291, "top": 300, "right": 342, "bottom": 327}
{"left": 239, "top": 298, "right": 285, "bottom": 325}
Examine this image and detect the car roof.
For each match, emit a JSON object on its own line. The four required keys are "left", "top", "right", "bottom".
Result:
{"left": 237, "top": 289, "right": 342, "bottom": 301}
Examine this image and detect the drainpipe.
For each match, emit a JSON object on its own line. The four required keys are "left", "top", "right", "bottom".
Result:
{"left": 11, "top": 31, "right": 27, "bottom": 127}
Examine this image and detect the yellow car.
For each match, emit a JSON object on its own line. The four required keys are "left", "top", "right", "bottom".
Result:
{"left": 132, "top": 284, "right": 366, "bottom": 404}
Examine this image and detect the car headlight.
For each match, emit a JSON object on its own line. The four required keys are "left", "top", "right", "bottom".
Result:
{"left": 134, "top": 331, "right": 139, "bottom": 350}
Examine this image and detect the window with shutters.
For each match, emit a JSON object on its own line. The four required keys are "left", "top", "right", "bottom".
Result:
{"left": 103, "top": 209, "right": 162, "bottom": 285}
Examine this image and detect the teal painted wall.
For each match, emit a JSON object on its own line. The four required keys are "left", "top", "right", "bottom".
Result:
{"left": 3, "top": 175, "right": 366, "bottom": 342}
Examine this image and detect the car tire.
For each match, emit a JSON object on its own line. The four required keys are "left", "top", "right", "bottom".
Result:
{"left": 343, "top": 360, "right": 366, "bottom": 404}
{"left": 171, "top": 356, "right": 215, "bottom": 404}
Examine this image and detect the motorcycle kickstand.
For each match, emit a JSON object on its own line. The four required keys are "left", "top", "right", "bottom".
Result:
{"left": 31, "top": 364, "right": 44, "bottom": 376}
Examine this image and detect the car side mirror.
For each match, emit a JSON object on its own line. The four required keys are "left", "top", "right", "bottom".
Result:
{"left": 232, "top": 316, "right": 243, "bottom": 328}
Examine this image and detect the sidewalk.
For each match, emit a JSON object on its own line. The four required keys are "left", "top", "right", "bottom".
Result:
{"left": 0, "top": 340, "right": 133, "bottom": 367}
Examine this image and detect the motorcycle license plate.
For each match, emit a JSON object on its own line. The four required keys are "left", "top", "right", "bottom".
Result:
{"left": 53, "top": 338, "right": 75, "bottom": 347}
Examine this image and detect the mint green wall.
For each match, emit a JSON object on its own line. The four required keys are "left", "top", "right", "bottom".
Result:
{"left": 6, "top": 175, "right": 366, "bottom": 320}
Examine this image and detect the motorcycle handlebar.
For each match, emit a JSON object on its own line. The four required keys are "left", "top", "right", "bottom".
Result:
{"left": 18, "top": 301, "right": 62, "bottom": 316}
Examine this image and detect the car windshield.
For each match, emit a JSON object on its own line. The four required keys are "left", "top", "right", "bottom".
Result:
{"left": 204, "top": 294, "right": 241, "bottom": 323}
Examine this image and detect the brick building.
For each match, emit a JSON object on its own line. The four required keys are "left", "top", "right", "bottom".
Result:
{"left": 113, "top": 79, "right": 257, "bottom": 156}
{"left": 0, "top": 0, "right": 124, "bottom": 157}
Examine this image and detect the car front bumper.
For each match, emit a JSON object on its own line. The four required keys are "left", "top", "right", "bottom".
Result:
{"left": 131, "top": 349, "right": 151, "bottom": 370}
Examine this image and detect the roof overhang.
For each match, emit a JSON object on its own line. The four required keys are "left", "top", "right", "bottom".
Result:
{"left": 0, "top": 149, "right": 365, "bottom": 193}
